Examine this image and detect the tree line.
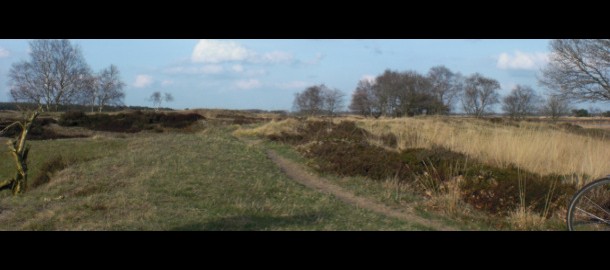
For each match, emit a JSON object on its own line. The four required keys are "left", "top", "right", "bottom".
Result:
{"left": 294, "top": 66, "right": 571, "bottom": 119}
{"left": 295, "top": 39, "right": 610, "bottom": 119}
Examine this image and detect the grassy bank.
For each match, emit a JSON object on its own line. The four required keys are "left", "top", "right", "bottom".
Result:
{"left": 0, "top": 126, "right": 437, "bottom": 230}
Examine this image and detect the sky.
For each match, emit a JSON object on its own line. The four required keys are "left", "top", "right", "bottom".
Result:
{"left": 0, "top": 39, "right": 599, "bottom": 111}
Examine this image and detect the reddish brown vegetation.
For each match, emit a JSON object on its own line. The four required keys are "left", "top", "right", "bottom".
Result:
{"left": 267, "top": 119, "right": 577, "bottom": 217}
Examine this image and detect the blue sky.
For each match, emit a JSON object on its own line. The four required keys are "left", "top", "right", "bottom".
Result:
{"left": 0, "top": 39, "right": 596, "bottom": 111}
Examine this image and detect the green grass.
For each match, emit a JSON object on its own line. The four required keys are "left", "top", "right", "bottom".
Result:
{"left": 0, "top": 127, "right": 435, "bottom": 230}
{"left": 0, "top": 137, "right": 127, "bottom": 194}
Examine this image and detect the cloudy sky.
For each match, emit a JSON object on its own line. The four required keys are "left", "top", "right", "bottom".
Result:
{"left": 0, "top": 39, "right": 570, "bottom": 111}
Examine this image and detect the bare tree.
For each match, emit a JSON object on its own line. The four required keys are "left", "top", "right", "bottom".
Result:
{"left": 8, "top": 39, "right": 92, "bottom": 111}
{"left": 149, "top": 91, "right": 173, "bottom": 111}
{"left": 462, "top": 73, "right": 500, "bottom": 117}
{"left": 373, "top": 70, "right": 402, "bottom": 116}
{"left": 541, "top": 94, "right": 571, "bottom": 120}
{"left": 293, "top": 85, "right": 326, "bottom": 116}
{"left": 323, "top": 88, "right": 345, "bottom": 117}
{"left": 540, "top": 39, "right": 610, "bottom": 101}
{"left": 502, "top": 85, "right": 540, "bottom": 119}
{"left": 164, "top": 93, "right": 174, "bottom": 104}
{"left": 7, "top": 63, "right": 43, "bottom": 105}
{"left": 427, "top": 65, "right": 463, "bottom": 113}
{"left": 349, "top": 79, "right": 376, "bottom": 116}
{"left": 150, "top": 91, "right": 162, "bottom": 111}
{"left": 76, "top": 74, "right": 98, "bottom": 111}
{"left": 95, "top": 65, "right": 125, "bottom": 112}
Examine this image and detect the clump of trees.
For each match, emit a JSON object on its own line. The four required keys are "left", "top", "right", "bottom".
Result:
{"left": 8, "top": 39, "right": 125, "bottom": 112}
{"left": 572, "top": 109, "right": 590, "bottom": 117}
{"left": 149, "top": 92, "right": 174, "bottom": 111}
{"left": 293, "top": 84, "right": 345, "bottom": 116}
{"left": 347, "top": 66, "right": 504, "bottom": 118}
{"left": 347, "top": 67, "right": 460, "bottom": 117}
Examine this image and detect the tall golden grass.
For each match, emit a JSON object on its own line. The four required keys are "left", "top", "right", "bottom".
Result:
{"left": 357, "top": 117, "right": 610, "bottom": 181}
{"left": 239, "top": 117, "right": 610, "bottom": 182}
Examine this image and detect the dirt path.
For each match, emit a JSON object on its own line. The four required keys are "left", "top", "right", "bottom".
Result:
{"left": 266, "top": 150, "right": 457, "bottom": 231}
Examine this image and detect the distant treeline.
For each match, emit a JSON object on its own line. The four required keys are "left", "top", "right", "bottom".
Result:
{"left": 0, "top": 102, "right": 173, "bottom": 112}
{"left": 240, "top": 109, "right": 289, "bottom": 115}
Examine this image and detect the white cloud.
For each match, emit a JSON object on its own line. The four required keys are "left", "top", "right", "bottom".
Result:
{"left": 235, "top": 79, "right": 262, "bottom": 90}
{"left": 133, "top": 75, "right": 153, "bottom": 88}
{"left": 191, "top": 39, "right": 294, "bottom": 65}
{"left": 0, "top": 47, "right": 9, "bottom": 58}
{"left": 192, "top": 39, "right": 251, "bottom": 63}
{"left": 274, "top": 81, "right": 310, "bottom": 90}
{"left": 497, "top": 51, "right": 549, "bottom": 70}
{"left": 259, "top": 51, "right": 294, "bottom": 63}
{"left": 165, "top": 65, "right": 224, "bottom": 74}
{"left": 161, "top": 80, "right": 173, "bottom": 87}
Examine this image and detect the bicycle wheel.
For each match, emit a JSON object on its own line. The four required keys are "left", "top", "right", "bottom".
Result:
{"left": 567, "top": 177, "right": 610, "bottom": 231}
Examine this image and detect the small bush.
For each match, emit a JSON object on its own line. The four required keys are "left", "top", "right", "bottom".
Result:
{"left": 303, "top": 140, "right": 412, "bottom": 181}
{"left": 59, "top": 111, "right": 88, "bottom": 126}
{"left": 160, "top": 113, "right": 204, "bottom": 128}
{"left": 292, "top": 121, "right": 412, "bottom": 181}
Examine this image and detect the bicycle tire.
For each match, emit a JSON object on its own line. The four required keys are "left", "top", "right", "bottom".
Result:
{"left": 567, "top": 177, "right": 610, "bottom": 231}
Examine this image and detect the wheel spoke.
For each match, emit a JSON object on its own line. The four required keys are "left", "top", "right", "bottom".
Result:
{"left": 575, "top": 207, "right": 610, "bottom": 225}
{"left": 581, "top": 195, "right": 610, "bottom": 217}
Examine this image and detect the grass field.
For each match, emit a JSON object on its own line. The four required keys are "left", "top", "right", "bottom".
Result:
{"left": 0, "top": 124, "right": 453, "bottom": 230}
{"left": 3, "top": 111, "right": 601, "bottom": 230}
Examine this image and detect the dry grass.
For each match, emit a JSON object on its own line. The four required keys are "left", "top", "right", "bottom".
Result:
{"left": 233, "top": 118, "right": 302, "bottom": 137}
{"left": 355, "top": 117, "right": 610, "bottom": 181}
{"left": 506, "top": 208, "right": 547, "bottom": 230}
{"left": 237, "top": 116, "right": 594, "bottom": 230}
{"left": 243, "top": 116, "right": 609, "bottom": 180}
